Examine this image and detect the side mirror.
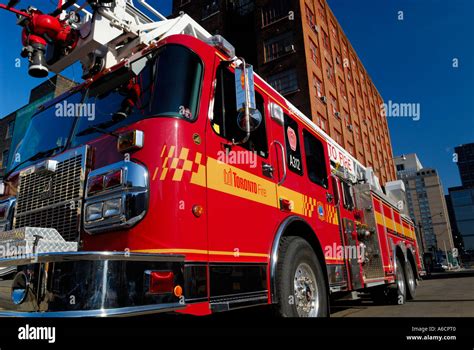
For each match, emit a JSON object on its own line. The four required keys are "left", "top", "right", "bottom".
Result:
{"left": 233, "top": 59, "right": 257, "bottom": 144}
{"left": 237, "top": 108, "right": 262, "bottom": 132}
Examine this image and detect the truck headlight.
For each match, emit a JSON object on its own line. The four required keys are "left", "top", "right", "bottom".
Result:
{"left": 0, "top": 197, "right": 16, "bottom": 232}
{"left": 85, "top": 202, "right": 103, "bottom": 222}
{"left": 83, "top": 161, "right": 148, "bottom": 234}
{"left": 103, "top": 198, "right": 122, "bottom": 218}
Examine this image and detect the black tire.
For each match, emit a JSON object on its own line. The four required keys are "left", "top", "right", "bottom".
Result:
{"left": 370, "top": 256, "right": 407, "bottom": 305}
{"left": 275, "top": 236, "right": 328, "bottom": 317}
{"left": 405, "top": 261, "right": 417, "bottom": 300}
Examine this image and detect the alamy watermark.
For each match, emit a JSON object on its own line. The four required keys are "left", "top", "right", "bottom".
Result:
{"left": 55, "top": 101, "right": 96, "bottom": 121}
{"left": 325, "top": 243, "right": 365, "bottom": 261}
{"left": 380, "top": 100, "right": 421, "bottom": 121}
{"left": 217, "top": 149, "right": 257, "bottom": 168}
{"left": 0, "top": 242, "right": 38, "bottom": 261}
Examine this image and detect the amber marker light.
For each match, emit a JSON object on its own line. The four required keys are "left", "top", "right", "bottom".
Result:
{"left": 173, "top": 285, "right": 183, "bottom": 298}
{"left": 192, "top": 205, "right": 204, "bottom": 217}
{"left": 117, "top": 130, "right": 144, "bottom": 153}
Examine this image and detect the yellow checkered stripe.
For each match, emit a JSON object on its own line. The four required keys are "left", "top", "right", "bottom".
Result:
{"left": 152, "top": 145, "right": 206, "bottom": 186}
{"left": 303, "top": 195, "right": 317, "bottom": 217}
{"left": 326, "top": 205, "right": 339, "bottom": 225}
{"left": 152, "top": 145, "right": 339, "bottom": 226}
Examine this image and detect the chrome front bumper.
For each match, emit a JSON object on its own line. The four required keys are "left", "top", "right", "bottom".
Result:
{"left": 0, "top": 252, "right": 186, "bottom": 317}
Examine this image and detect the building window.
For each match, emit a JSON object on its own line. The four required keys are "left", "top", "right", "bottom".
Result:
{"left": 330, "top": 94, "right": 337, "bottom": 115}
{"left": 322, "top": 30, "right": 330, "bottom": 50}
{"left": 351, "top": 93, "right": 356, "bottom": 111}
{"left": 1, "top": 150, "right": 8, "bottom": 169}
{"left": 335, "top": 49, "right": 342, "bottom": 67}
{"left": 355, "top": 123, "right": 361, "bottom": 141}
{"left": 313, "top": 74, "right": 324, "bottom": 98}
{"left": 5, "top": 120, "right": 14, "bottom": 139}
{"left": 326, "top": 60, "right": 334, "bottom": 84}
{"left": 303, "top": 129, "right": 328, "bottom": 188}
{"left": 334, "top": 129, "right": 342, "bottom": 144}
{"left": 305, "top": 5, "right": 316, "bottom": 30}
{"left": 330, "top": 21, "right": 338, "bottom": 40}
{"left": 317, "top": 113, "right": 327, "bottom": 131}
{"left": 264, "top": 31, "right": 294, "bottom": 62}
{"left": 261, "top": 0, "right": 291, "bottom": 27}
{"left": 309, "top": 38, "right": 320, "bottom": 68}
{"left": 317, "top": 4, "right": 326, "bottom": 24}
{"left": 339, "top": 78, "right": 347, "bottom": 100}
{"left": 202, "top": 0, "right": 220, "bottom": 19}
{"left": 268, "top": 69, "right": 298, "bottom": 95}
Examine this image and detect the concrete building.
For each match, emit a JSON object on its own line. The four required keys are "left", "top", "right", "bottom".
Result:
{"left": 447, "top": 187, "right": 474, "bottom": 254}
{"left": 0, "top": 75, "right": 76, "bottom": 176}
{"left": 446, "top": 143, "right": 474, "bottom": 264}
{"left": 173, "top": 0, "right": 397, "bottom": 185}
{"left": 455, "top": 143, "right": 474, "bottom": 188}
{"left": 394, "top": 154, "right": 455, "bottom": 263}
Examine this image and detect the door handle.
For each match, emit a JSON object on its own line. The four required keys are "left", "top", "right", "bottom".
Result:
{"left": 326, "top": 192, "right": 334, "bottom": 203}
{"left": 274, "top": 140, "right": 286, "bottom": 186}
{"left": 262, "top": 162, "right": 274, "bottom": 178}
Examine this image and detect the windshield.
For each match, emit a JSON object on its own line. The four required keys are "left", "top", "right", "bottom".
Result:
{"left": 7, "top": 92, "right": 83, "bottom": 172}
{"left": 71, "top": 44, "right": 203, "bottom": 146}
{"left": 8, "top": 44, "right": 204, "bottom": 173}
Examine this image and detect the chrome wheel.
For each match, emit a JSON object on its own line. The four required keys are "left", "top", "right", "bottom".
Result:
{"left": 293, "top": 262, "right": 319, "bottom": 317}
{"left": 406, "top": 264, "right": 415, "bottom": 291}
{"left": 396, "top": 263, "right": 406, "bottom": 296}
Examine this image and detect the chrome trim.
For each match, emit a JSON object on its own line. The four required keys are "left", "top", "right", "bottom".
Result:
{"left": 14, "top": 146, "right": 88, "bottom": 242}
{"left": 0, "top": 251, "right": 184, "bottom": 266}
{"left": 273, "top": 140, "right": 287, "bottom": 186}
{"left": 0, "top": 303, "right": 184, "bottom": 317}
{"left": 0, "top": 252, "right": 185, "bottom": 316}
{"left": 0, "top": 197, "right": 16, "bottom": 232}
{"left": 84, "top": 161, "right": 149, "bottom": 234}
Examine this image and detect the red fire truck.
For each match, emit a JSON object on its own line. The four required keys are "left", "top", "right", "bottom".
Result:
{"left": 0, "top": 1, "right": 422, "bottom": 317}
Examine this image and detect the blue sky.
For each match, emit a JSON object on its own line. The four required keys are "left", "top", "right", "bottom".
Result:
{"left": 327, "top": 0, "right": 474, "bottom": 191}
{"left": 0, "top": 0, "right": 472, "bottom": 192}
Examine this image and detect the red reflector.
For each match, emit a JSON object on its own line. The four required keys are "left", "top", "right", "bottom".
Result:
{"left": 87, "top": 175, "right": 104, "bottom": 194}
{"left": 149, "top": 271, "right": 174, "bottom": 294}
{"left": 104, "top": 170, "right": 122, "bottom": 189}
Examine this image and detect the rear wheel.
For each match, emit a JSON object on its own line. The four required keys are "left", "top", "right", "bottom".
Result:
{"left": 370, "top": 256, "right": 407, "bottom": 305}
{"left": 275, "top": 237, "right": 328, "bottom": 317}
{"left": 390, "top": 256, "right": 407, "bottom": 305}
{"left": 405, "top": 261, "right": 417, "bottom": 300}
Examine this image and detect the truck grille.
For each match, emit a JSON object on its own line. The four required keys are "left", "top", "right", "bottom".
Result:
{"left": 14, "top": 149, "right": 86, "bottom": 242}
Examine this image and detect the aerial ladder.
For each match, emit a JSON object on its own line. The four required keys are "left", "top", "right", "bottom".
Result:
{"left": 0, "top": 0, "right": 214, "bottom": 79}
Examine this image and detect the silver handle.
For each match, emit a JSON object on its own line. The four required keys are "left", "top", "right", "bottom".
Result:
{"left": 274, "top": 140, "right": 287, "bottom": 186}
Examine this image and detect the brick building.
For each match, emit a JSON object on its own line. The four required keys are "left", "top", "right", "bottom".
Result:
{"left": 173, "top": 0, "right": 397, "bottom": 184}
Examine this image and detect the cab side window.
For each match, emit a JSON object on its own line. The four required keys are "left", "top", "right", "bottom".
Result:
{"left": 212, "top": 64, "right": 268, "bottom": 158}
{"left": 303, "top": 129, "right": 328, "bottom": 188}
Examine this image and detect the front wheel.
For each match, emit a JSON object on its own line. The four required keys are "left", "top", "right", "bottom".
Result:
{"left": 275, "top": 236, "right": 328, "bottom": 317}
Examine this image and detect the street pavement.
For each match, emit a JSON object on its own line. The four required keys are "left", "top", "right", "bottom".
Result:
{"left": 331, "top": 270, "right": 474, "bottom": 317}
